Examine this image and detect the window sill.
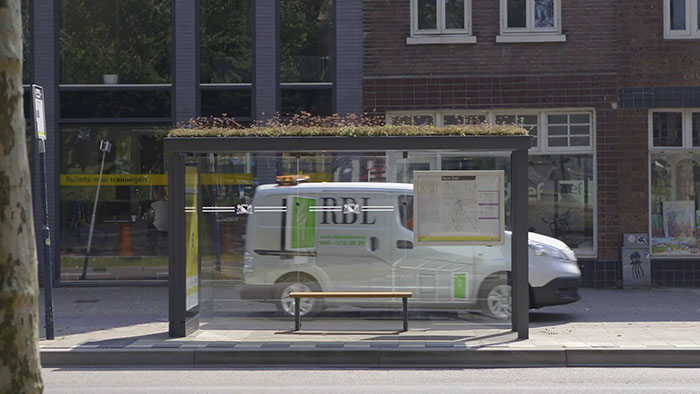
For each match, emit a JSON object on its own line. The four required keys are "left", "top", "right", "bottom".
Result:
{"left": 663, "top": 35, "right": 700, "bottom": 40}
{"left": 496, "top": 34, "right": 566, "bottom": 43}
{"left": 406, "top": 35, "right": 477, "bottom": 45}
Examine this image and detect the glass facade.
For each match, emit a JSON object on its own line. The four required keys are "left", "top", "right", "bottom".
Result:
{"left": 59, "top": 125, "right": 169, "bottom": 280}
{"left": 59, "top": 0, "right": 172, "bottom": 84}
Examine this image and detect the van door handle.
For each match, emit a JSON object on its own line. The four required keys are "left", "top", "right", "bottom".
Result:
{"left": 370, "top": 237, "right": 379, "bottom": 251}
{"left": 396, "top": 240, "right": 413, "bottom": 249}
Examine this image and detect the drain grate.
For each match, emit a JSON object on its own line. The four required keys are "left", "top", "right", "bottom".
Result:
{"left": 74, "top": 299, "right": 99, "bottom": 303}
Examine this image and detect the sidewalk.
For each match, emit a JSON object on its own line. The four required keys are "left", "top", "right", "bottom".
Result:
{"left": 39, "top": 287, "right": 700, "bottom": 367}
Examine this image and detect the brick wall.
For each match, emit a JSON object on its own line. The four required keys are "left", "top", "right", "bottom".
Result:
{"left": 364, "top": 0, "right": 618, "bottom": 77}
{"left": 618, "top": 0, "right": 700, "bottom": 87}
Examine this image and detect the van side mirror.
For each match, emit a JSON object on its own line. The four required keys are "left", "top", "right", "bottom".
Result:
{"left": 396, "top": 240, "right": 413, "bottom": 249}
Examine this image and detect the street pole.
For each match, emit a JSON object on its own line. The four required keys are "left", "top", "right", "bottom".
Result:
{"left": 32, "top": 84, "right": 54, "bottom": 340}
{"left": 81, "top": 140, "right": 111, "bottom": 280}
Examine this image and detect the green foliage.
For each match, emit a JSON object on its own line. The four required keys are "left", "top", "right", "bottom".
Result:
{"left": 59, "top": 0, "right": 171, "bottom": 84}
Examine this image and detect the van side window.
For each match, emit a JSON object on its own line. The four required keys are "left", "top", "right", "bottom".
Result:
{"left": 398, "top": 195, "right": 414, "bottom": 230}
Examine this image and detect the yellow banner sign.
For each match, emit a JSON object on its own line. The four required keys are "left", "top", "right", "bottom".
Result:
{"left": 60, "top": 173, "right": 253, "bottom": 186}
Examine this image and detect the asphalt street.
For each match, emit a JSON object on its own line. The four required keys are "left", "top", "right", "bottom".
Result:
{"left": 42, "top": 367, "right": 700, "bottom": 393}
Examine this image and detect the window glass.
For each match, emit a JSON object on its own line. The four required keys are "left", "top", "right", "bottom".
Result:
{"left": 60, "top": 90, "right": 171, "bottom": 119}
{"left": 418, "top": 0, "right": 438, "bottom": 30}
{"left": 398, "top": 195, "right": 414, "bottom": 230}
{"left": 200, "top": 0, "right": 252, "bottom": 83}
{"left": 201, "top": 90, "right": 252, "bottom": 118}
{"left": 281, "top": 89, "right": 332, "bottom": 116}
{"left": 534, "top": 0, "right": 554, "bottom": 27}
{"left": 440, "top": 154, "right": 595, "bottom": 255}
{"left": 59, "top": 125, "right": 170, "bottom": 280}
{"left": 507, "top": 0, "right": 527, "bottom": 28}
{"left": 652, "top": 112, "right": 683, "bottom": 147}
{"left": 445, "top": 0, "right": 465, "bottom": 29}
{"left": 651, "top": 152, "right": 700, "bottom": 255}
{"left": 22, "top": 0, "right": 31, "bottom": 84}
{"left": 671, "top": 0, "right": 687, "bottom": 30}
{"left": 547, "top": 113, "right": 592, "bottom": 149}
{"left": 496, "top": 114, "right": 538, "bottom": 147}
{"left": 280, "top": 0, "right": 333, "bottom": 83}
{"left": 693, "top": 113, "right": 700, "bottom": 146}
{"left": 60, "top": 0, "right": 172, "bottom": 84}
{"left": 444, "top": 114, "right": 486, "bottom": 125}
{"left": 389, "top": 115, "right": 435, "bottom": 126}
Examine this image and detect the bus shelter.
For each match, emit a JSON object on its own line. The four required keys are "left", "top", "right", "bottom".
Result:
{"left": 164, "top": 135, "right": 531, "bottom": 339}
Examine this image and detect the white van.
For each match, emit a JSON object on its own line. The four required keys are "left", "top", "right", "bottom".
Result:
{"left": 240, "top": 181, "right": 581, "bottom": 318}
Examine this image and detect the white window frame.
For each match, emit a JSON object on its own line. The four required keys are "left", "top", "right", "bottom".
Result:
{"left": 407, "top": 0, "right": 476, "bottom": 45}
{"left": 496, "top": 0, "right": 566, "bottom": 43}
{"left": 543, "top": 111, "right": 595, "bottom": 153}
{"left": 664, "top": 0, "right": 700, "bottom": 39}
{"left": 648, "top": 109, "right": 700, "bottom": 150}
{"left": 387, "top": 109, "right": 595, "bottom": 154}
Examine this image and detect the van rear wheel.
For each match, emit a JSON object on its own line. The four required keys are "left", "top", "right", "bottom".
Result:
{"left": 276, "top": 281, "right": 323, "bottom": 317}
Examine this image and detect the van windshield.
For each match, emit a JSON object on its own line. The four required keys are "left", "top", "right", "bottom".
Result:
{"left": 398, "top": 195, "right": 413, "bottom": 230}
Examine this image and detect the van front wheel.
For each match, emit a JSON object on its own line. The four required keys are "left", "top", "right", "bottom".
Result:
{"left": 478, "top": 278, "right": 512, "bottom": 319}
{"left": 277, "top": 281, "right": 323, "bottom": 317}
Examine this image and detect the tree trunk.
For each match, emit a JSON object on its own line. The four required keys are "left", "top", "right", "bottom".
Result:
{"left": 0, "top": 0, "right": 44, "bottom": 392}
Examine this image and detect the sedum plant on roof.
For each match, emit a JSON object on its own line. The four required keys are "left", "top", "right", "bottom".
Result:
{"left": 169, "top": 112, "right": 530, "bottom": 138}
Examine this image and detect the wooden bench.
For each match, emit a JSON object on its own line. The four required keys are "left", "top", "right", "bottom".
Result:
{"left": 288, "top": 292, "right": 413, "bottom": 332}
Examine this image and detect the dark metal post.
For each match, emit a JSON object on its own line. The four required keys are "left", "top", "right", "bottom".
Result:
{"left": 402, "top": 297, "right": 408, "bottom": 332}
{"left": 38, "top": 139, "right": 54, "bottom": 340}
{"left": 511, "top": 148, "right": 529, "bottom": 339}
{"left": 295, "top": 298, "right": 301, "bottom": 331}
{"left": 169, "top": 153, "right": 187, "bottom": 337}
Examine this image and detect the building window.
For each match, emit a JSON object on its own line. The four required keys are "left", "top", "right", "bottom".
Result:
{"left": 650, "top": 110, "right": 700, "bottom": 148}
{"left": 495, "top": 114, "right": 539, "bottom": 148}
{"left": 545, "top": 113, "right": 593, "bottom": 151}
{"left": 497, "top": 0, "right": 565, "bottom": 43}
{"left": 200, "top": 0, "right": 252, "bottom": 119}
{"left": 649, "top": 109, "right": 700, "bottom": 256}
{"left": 665, "top": 0, "right": 700, "bottom": 39}
{"left": 59, "top": 125, "right": 170, "bottom": 280}
{"left": 386, "top": 109, "right": 596, "bottom": 257}
{"left": 280, "top": 0, "right": 333, "bottom": 116}
{"left": 407, "top": 0, "right": 475, "bottom": 44}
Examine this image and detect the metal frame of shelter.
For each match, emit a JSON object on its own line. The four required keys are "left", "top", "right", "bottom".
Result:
{"left": 164, "top": 135, "right": 532, "bottom": 339}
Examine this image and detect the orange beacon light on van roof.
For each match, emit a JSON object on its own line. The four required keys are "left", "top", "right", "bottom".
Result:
{"left": 275, "top": 175, "right": 310, "bottom": 186}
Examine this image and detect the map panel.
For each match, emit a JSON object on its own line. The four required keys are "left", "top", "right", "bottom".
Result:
{"left": 413, "top": 171, "right": 505, "bottom": 245}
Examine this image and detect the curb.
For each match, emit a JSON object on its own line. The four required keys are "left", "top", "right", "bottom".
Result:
{"left": 41, "top": 348, "right": 700, "bottom": 368}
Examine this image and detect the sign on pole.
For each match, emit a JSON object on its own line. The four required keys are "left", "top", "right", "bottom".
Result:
{"left": 32, "top": 85, "right": 47, "bottom": 141}
{"left": 413, "top": 170, "right": 505, "bottom": 246}
{"left": 31, "top": 84, "right": 55, "bottom": 340}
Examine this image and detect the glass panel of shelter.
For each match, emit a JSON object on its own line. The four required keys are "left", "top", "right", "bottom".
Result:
{"left": 195, "top": 151, "right": 518, "bottom": 332}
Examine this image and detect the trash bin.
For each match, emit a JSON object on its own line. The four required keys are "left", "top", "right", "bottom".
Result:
{"left": 622, "top": 233, "right": 651, "bottom": 288}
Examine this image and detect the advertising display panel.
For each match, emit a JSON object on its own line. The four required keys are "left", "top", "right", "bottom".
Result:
{"left": 185, "top": 166, "right": 199, "bottom": 311}
{"left": 413, "top": 170, "right": 505, "bottom": 245}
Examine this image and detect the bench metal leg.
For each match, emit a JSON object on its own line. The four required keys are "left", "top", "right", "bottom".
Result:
{"left": 402, "top": 297, "right": 408, "bottom": 332}
{"left": 294, "top": 298, "right": 301, "bottom": 331}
